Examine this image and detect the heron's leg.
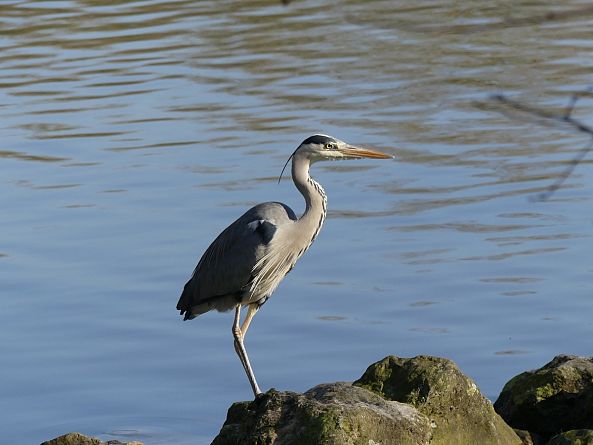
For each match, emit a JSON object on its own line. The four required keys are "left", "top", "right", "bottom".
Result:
{"left": 237, "top": 304, "right": 259, "bottom": 388}
{"left": 232, "top": 305, "right": 249, "bottom": 371}
{"left": 240, "top": 303, "right": 259, "bottom": 336}
{"left": 232, "top": 304, "right": 259, "bottom": 375}
{"left": 232, "top": 305, "right": 262, "bottom": 397}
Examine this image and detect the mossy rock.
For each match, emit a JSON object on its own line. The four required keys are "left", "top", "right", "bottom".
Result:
{"left": 211, "top": 383, "right": 432, "bottom": 445}
{"left": 546, "top": 429, "right": 593, "bottom": 445}
{"left": 41, "top": 433, "right": 103, "bottom": 445}
{"left": 40, "top": 432, "right": 143, "bottom": 445}
{"left": 494, "top": 355, "right": 593, "bottom": 441}
{"left": 513, "top": 428, "right": 540, "bottom": 445}
{"left": 354, "top": 355, "right": 521, "bottom": 445}
{"left": 213, "top": 355, "right": 522, "bottom": 445}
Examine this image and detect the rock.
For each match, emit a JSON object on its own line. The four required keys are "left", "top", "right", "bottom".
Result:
{"left": 40, "top": 432, "right": 143, "bottom": 445}
{"left": 41, "top": 433, "right": 102, "bottom": 445}
{"left": 513, "top": 429, "right": 541, "bottom": 445}
{"left": 546, "top": 430, "right": 593, "bottom": 445}
{"left": 212, "top": 355, "right": 521, "bottom": 445}
{"left": 354, "top": 355, "right": 521, "bottom": 445}
{"left": 212, "top": 382, "right": 432, "bottom": 445}
{"left": 494, "top": 355, "right": 593, "bottom": 441}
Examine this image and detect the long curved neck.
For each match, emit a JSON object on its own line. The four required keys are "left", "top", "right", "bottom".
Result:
{"left": 291, "top": 153, "right": 327, "bottom": 248}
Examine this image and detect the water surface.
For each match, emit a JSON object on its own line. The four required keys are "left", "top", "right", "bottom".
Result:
{"left": 1, "top": 1, "right": 593, "bottom": 443}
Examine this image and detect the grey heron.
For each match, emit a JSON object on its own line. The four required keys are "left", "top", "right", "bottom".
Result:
{"left": 177, "top": 134, "right": 391, "bottom": 397}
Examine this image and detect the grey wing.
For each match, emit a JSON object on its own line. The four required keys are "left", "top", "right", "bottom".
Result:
{"left": 177, "top": 202, "right": 296, "bottom": 319}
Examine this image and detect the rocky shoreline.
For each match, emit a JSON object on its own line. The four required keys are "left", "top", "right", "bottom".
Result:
{"left": 43, "top": 354, "right": 593, "bottom": 445}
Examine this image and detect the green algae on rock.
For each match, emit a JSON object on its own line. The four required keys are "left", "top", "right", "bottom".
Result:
{"left": 212, "top": 355, "right": 521, "bottom": 445}
{"left": 495, "top": 355, "right": 593, "bottom": 441}
{"left": 546, "top": 429, "right": 593, "bottom": 445}
{"left": 212, "top": 383, "right": 432, "bottom": 445}
{"left": 354, "top": 355, "right": 521, "bottom": 445}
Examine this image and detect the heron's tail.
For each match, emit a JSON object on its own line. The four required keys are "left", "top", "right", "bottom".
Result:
{"left": 177, "top": 277, "right": 240, "bottom": 319}
{"left": 176, "top": 279, "right": 197, "bottom": 320}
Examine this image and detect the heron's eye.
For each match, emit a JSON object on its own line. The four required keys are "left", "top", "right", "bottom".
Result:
{"left": 324, "top": 143, "right": 336, "bottom": 150}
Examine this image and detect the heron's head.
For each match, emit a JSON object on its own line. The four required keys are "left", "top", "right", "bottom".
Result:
{"left": 278, "top": 134, "right": 392, "bottom": 183}
{"left": 295, "top": 134, "right": 392, "bottom": 162}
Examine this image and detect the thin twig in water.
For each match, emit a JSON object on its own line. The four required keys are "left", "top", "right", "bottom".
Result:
{"left": 490, "top": 93, "right": 593, "bottom": 201}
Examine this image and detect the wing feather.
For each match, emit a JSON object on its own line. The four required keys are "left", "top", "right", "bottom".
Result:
{"left": 177, "top": 202, "right": 296, "bottom": 318}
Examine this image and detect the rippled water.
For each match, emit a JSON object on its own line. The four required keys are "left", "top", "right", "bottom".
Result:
{"left": 2, "top": 1, "right": 593, "bottom": 444}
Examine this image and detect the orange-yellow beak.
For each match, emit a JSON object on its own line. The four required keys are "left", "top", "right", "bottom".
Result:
{"left": 339, "top": 145, "right": 393, "bottom": 159}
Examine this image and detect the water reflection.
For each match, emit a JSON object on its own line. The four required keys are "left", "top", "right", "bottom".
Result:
{"left": 409, "top": 300, "right": 439, "bottom": 307}
{"left": 0, "top": 149, "right": 68, "bottom": 162}
{"left": 495, "top": 350, "right": 530, "bottom": 356}
{"left": 316, "top": 315, "right": 346, "bottom": 321}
